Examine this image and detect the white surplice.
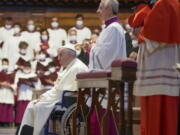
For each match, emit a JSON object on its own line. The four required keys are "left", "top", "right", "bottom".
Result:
{"left": 18, "top": 58, "right": 88, "bottom": 135}
{"left": 89, "top": 22, "right": 127, "bottom": 70}
{"left": 13, "top": 70, "right": 38, "bottom": 101}
{"left": 2, "top": 35, "right": 27, "bottom": 70}
{"left": 48, "top": 28, "right": 67, "bottom": 46}
{"left": 0, "top": 27, "right": 14, "bottom": 43}
{"left": 21, "top": 31, "right": 40, "bottom": 52}
{"left": 0, "top": 27, "right": 14, "bottom": 59}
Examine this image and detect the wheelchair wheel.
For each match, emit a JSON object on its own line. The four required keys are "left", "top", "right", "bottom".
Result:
{"left": 60, "top": 103, "right": 85, "bottom": 135}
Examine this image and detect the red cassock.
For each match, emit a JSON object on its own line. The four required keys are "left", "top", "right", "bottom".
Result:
{"left": 131, "top": 0, "right": 180, "bottom": 135}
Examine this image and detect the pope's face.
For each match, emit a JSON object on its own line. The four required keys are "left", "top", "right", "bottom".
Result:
{"left": 58, "top": 49, "right": 70, "bottom": 67}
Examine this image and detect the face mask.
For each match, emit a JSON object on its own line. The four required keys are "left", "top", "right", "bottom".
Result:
{"left": 76, "top": 20, "right": 83, "bottom": 26}
{"left": 19, "top": 49, "right": 27, "bottom": 55}
{"left": 44, "top": 71, "right": 50, "bottom": 76}
{"left": 49, "top": 67, "right": 56, "bottom": 73}
{"left": 14, "top": 27, "right": 21, "bottom": 34}
{"left": 76, "top": 50, "right": 81, "bottom": 56}
{"left": 2, "top": 65, "right": 8, "bottom": 70}
{"left": 132, "top": 40, "right": 138, "bottom": 48}
{"left": 41, "top": 35, "right": 48, "bottom": 41}
{"left": 69, "top": 35, "right": 77, "bottom": 42}
{"left": 51, "top": 22, "right": 59, "bottom": 28}
{"left": 23, "top": 69, "right": 31, "bottom": 74}
{"left": 5, "top": 24, "right": 12, "bottom": 29}
{"left": 27, "top": 24, "right": 35, "bottom": 32}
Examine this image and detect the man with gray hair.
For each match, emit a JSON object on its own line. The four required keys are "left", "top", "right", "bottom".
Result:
{"left": 89, "top": 0, "right": 126, "bottom": 70}
{"left": 88, "top": 0, "right": 127, "bottom": 135}
{"left": 17, "top": 45, "right": 88, "bottom": 135}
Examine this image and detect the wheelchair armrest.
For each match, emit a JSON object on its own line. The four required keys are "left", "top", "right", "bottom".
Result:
{"left": 62, "top": 90, "right": 77, "bottom": 98}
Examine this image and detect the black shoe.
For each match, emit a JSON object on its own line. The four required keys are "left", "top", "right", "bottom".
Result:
{"left": 20, "top": 125, "right": 34, "bottom": 135}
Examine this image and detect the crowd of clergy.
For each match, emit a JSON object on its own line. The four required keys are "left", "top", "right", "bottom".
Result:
{"left": 0, "top": 13, "right": 138, "bottom": 127}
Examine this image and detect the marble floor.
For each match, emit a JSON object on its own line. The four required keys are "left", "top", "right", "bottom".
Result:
{"left": 0, "top": 127, "right": 16, "bottom": 135}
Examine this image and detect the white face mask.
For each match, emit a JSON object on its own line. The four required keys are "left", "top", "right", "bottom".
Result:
{"left": 49, "top": 67, "right": 56, "bottom": 73}
{"left": 14, "top": 27, "right": 21, "bottom": 34}
{"left": 27, "top": 24, "right": 35, "bottom": 32}
{"left": 51, "top": 22, "right": 59, "bottom": 28}
{"left": 23, "top": 69, "right": 31, "bottom": 74}
{"left": 69, "top": 35, "right": 77, "bottom": 42}
{"left": 5, "top": 24, "right": 12, "bottom": 29}
{"left": 76, "top": 50, "right": 81, "bottom": 56}
{"left": 132, "top": 40, "right": 138, "bottom": 48}
{"left": 41, "top": 35, "right": 48, "bottom": 41}
{"left": 2, "top": 65, "right": 8, "bottom": 70}
{"left": 76, "top": 20, "right": 83, "bottom": 26}
{"left": 19, "top": 49, "right": 27, "bottom": 55}
{"left": 44, "top": 71, "right": 50, "bottom": 76}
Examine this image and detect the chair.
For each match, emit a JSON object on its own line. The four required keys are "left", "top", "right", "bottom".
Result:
{"left": 73, "top": 58, "right": 138, "bottom": 135}
{"left": 111, "top": 58, "right": 138, "bottom": 135}
{"left": 74, "top": 70, "right": 114, "bottom": 135}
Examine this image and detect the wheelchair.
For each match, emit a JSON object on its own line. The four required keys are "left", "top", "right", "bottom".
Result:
{"left": 45, "top": 90, "right": 88, "bottom": 135}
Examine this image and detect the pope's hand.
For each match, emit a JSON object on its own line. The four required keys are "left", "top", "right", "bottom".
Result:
{"left": 33, "top": 95, "right": 43, "bottom": 104}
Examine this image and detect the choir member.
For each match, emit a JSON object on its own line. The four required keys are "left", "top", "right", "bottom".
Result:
{"left": 48, "top": 17, "right": 67, "bottom": 47}
{"left": 39, "top": 61, "right": 58, "bottom": 89}
{"left": 21, "top": 19, "right": 40, "bottom": 52}
{"left": 2, "top": 23, "right": 26, "bottom": 70}
{"left": 67, "top": 28, "right": 78, "bottom": 45}
{"left": 69, "top": 14, "right": 92, "bottom": 44}
{"left": 0, "top": 58, "right": 15, "bottom": 126}
{"left": 13, "top": 62, "right": 38, "bottom": 125}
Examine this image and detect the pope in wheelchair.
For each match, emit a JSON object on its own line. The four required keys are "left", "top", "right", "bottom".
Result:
{"left": 17, "top": 45, "right": 88, "bottom": 135}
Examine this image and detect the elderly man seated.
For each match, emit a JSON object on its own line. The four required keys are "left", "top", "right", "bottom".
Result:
{"left": 17, "top": 45, "right": 88, "bottom": 135}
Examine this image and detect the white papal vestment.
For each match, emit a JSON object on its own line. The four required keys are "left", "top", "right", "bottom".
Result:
{"left": 18, "top": 58, "right": 88, "bottom": 135}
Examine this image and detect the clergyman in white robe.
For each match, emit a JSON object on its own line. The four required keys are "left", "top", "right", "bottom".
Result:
{"left": 18, "top": 58, "right": 88, "bottom": 135}
{"left": 89, "top": 16, "right": 127, "bottom": 70}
